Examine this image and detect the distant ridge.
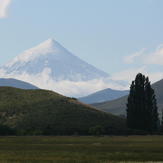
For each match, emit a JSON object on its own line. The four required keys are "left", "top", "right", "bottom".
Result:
{"left": 93, "top": 78, "right": 163, "bottom": 116}
{"left": 79, "top": 88, "right": 129, "bottom": 104}
{"left": 0, "top": 78, "right": 38, "bottom": 89}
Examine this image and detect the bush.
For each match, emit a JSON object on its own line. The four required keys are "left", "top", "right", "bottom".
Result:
{"left": 0, "top": 125, "right": 15, "bottom": 135}
{"left": 89, "top": 125, "right": 105, "bottom": 136}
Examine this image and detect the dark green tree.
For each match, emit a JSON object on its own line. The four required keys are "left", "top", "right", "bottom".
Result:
{"left": 127, "top": 73, "right": 158, "bottom": 132}
{"left": 162, "top": 110, "right": 163, "bottom": 127}
{"left": 160, "top": 109, "right": 163, "bottom": 132}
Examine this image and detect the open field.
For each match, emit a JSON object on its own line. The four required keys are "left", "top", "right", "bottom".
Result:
{"left": 0, "top": 136, "right": 162, "bottom": 163}
{"left": 0, "top": 136, "right": 163, "bottom": 163}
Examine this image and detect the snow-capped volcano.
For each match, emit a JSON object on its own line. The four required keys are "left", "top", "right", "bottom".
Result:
{"left": 0, "top": 39, "right": 127, "bottom": 97}
{"left": 3, "top": 39, "right": 109, "bottom": 81}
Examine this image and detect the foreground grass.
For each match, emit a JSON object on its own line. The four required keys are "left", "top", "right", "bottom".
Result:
{"left": 0, "top": 136, "right": 162, "bottom": 162}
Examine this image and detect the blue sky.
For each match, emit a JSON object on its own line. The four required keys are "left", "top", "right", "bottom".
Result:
{"left": 1, "top": 0, "right": 163, "bottom": 83}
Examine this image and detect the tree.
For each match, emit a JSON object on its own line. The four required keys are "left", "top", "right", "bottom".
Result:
{"left": 160, "top": 109, "right": 163, "bottom": 132}
{"left": 162, "top": 110, "right": 163, "bottom": 127}
{"left": 127, "top": 73, "right": 158, "bottom": 132}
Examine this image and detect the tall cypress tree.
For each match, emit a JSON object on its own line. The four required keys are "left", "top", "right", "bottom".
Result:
{"left": 127, "top": 73, "right": 158, "bottom": 132}
{"left": 162, "top": 110, "right": 163, "bottom": 127}
{"left": 160, "top": 110, "right": 163, "bottom": 132}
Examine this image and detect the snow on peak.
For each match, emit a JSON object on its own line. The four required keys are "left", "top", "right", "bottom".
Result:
{"left": 5, "top": 38, "right": 67, "bottom": 67}
{"left": 38, "top": 38, "right": 59, "bottom": 49}
{"left": 2, "top": 38, "right": 110, "bottom": 81}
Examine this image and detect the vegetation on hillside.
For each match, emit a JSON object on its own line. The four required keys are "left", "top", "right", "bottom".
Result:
{"left": 0, "top": 87, "right": 126, "bottom": 135}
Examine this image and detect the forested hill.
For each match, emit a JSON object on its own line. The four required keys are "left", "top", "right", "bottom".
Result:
{"left": 0, "top": 87, "right": 126, "bottom": 135}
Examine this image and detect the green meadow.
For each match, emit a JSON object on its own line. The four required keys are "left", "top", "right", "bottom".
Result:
{"left": 0, "top": 136, "right": 162, "bottom": 163}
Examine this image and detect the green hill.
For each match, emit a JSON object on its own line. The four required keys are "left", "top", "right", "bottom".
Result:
{"left": 0, "top": 87, "right": 126, "bottom": 135}
{"left": 93, "top": 79, "right": 163, "bottom": 116}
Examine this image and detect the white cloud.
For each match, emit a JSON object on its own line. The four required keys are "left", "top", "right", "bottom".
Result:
{"left": 126, "top": 44, "right": 163, "bottom": 66}
{"left": 111, "top": 66, "right": 163, "bottom": 85}
{"left": 117, "top": 44, "right": 163, "bottom": 85}
{"left": 124, "top": 48, "right": 145, "bottom": 64}
{"left": 0, "top": 68, "right": 126, "bottom": 97}
{"left": 108, "top": 42, "right": 163, "bottom": 88}
{"left": 145, "top": 44, "right": 163, "bottom": 65}
{"left": 111, "top": 66, "right": 146, "bottom": 83}
{"left": 0, "top": 0, "right": 12, "bottom": 18}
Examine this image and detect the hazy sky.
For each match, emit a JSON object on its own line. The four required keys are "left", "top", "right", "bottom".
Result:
{"left": 1, "top": 0, "right": 163, "bottom": 83}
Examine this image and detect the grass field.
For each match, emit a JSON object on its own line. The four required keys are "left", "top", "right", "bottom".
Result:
{"left": 0, "top": 136, "right": 162, "bottom": 163}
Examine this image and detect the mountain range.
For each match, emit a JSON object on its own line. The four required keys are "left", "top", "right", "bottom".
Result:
{"left": 0, "top": 78, "right": 38, "bottom": 90}
{"left": 93, "top": 79, "right": 163, "bottom": 116}
{"left": 0, "top": 39, "right": 127, "bottom": 97}
{"left": 78, "top": 88, "right": 129, "bottom": 104}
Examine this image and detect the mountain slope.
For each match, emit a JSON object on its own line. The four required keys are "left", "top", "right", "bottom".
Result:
{"left": 0, "top": 78, "right": 38, "bottom": 89}
{"left": 0, "top": 87, "right": 126, "bottom": 135}
{"left": 2, "top": 39, "right": 108, "bottom": 81}
{"left": 0, "top": 39, "right": 126, "bottom": 97}
{"left": 78, "top": 88, "right": 129, "bottom": 104}
{"left": 93, "top": 79, "right": 163, "bottom": 115}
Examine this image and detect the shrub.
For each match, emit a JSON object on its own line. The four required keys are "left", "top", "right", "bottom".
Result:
{"left": 89, "top": 125, "right": 105, "bottom": 136}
